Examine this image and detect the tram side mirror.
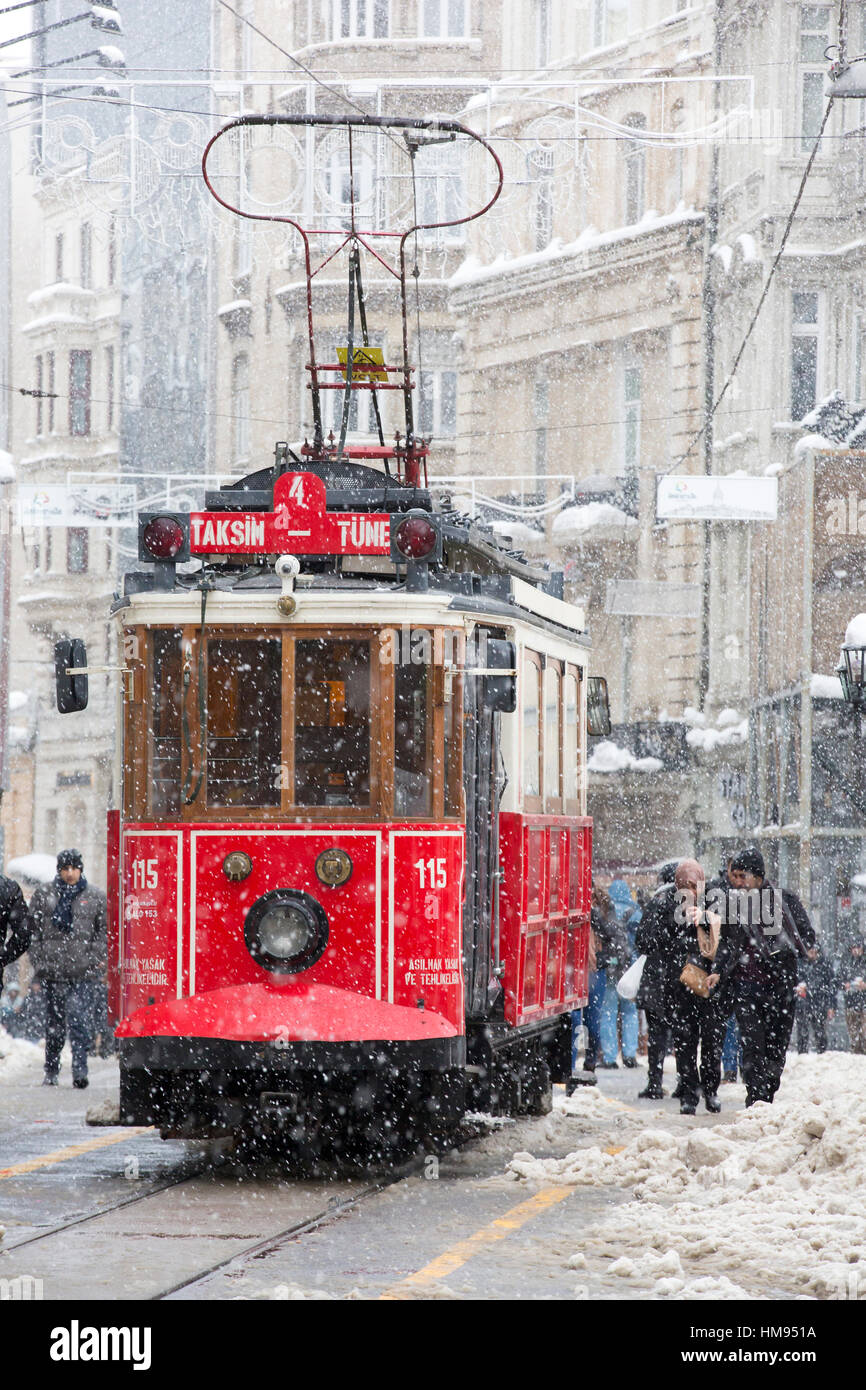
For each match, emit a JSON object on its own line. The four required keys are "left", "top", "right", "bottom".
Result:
{"left": 587, "top": 675, "right": 611, "bottom": 737}
{"left": 55, "top": 638, "right": 89, "bottom": 713}
{"left": 482, "top": 639, "right": 517, "bottom": 713}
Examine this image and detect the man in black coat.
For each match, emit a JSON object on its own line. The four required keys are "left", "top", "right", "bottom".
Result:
{"left": 708, "top": 846, "right": 815, "bottom": 1106}
{"left": 29, "top": 849, "right": 107, "bottom": 1088}
{"left": 0, "top": 872, "right": 32, "bottom": 998}
{"left": 794, "top": 945, "right": 835, "bottom": 1053}
{"left": 634, "top": 862, "right": 679, "bottom": 1099}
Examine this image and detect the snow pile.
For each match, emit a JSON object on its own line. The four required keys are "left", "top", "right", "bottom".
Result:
{"left": 686, "top": 716, "right": 748, "bottom": 751}
{"left": 587, "top": 741, "right": 663, "bottom": 774}
{"left": 508, "top": 1054, "right": 866, "bottom": 1300}
{"left": 845, "top": 612, "right": 866, "bottom": 647}
{"left": 552, "top": 502, "right": 637, "bottom": 541}
{"left": 0, "top": 1027, "right": 42, "bottom": 1082}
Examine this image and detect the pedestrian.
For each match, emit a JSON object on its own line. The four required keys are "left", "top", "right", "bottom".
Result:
{"left": 794, "top": 943, "right": 835, "bottom": 1054}
{"left": 634, "top": 861, "right": 680, "bottom": 1099}
{"left": 28, "top": 850, "right": 107, "bottom": 1089}
{"left": 594, "top": 884, "right": 636, "bottom": 1069}
{"left": 708, "top": 846, "right": 815, "bottom": 1106}
{"left": 0, "top": 870, "right": 32, "bottom": 1005}
{"left": 839, "top": 936, "right": 866, "bottom": 1054}
{"left": 666, "top": 859, "right": 725, "bottom": 1115}
{"left": 706, "top": 853, "right": 744, "bottom": 1083}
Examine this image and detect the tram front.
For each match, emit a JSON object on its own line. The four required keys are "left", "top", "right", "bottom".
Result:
{"left": 102, "top": 496, "right": 469, "bottom": 1154}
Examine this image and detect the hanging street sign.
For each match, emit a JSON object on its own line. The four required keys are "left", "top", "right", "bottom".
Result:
{"left": 18, "top": 485, "right": 138, "bottom": 528}
{"left": 657, "top": 475, "right": 778, "bottom": 522}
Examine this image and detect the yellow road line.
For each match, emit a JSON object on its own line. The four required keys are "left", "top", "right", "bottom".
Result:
{"left": 380, "top": 1186, "right": 572, "bottom": 1299}
{"left": 0, "top": 1128, "right": 152, "bottom": 1180}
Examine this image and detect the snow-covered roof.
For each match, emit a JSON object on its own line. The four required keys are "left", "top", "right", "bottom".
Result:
{"left": 552, "top": 502, "right": 637, "bottom": 541}
{"left": 6, "top": 853, "right": 56, "bottom": 885}
{"left": 810, "top": 672, "right": 845, "bottom": 700}
{"left": 449, "top": 206, "right": 702, "bottom": 290}
{"left": 686, "top": 718, "right": 748, "bottom": 752}
{"left": 488, "top": 518, "right": 544, "bottom": 546}
{"left": 845, "top": 613, "right": 866, "bottom": 647}
{"left": 587, "top": 741, "right": 663, "bottom": 774}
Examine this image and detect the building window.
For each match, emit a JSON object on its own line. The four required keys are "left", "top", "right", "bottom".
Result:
{"left": 791, "top": 291, "right": 819, "bottom": 420}
{"left": 80, "top": 222, "right": 92, "bottom": 289}
{"left": 623, "top": 113, "right": 647, "bottom": 224}
{"left": 623, "top": 363, "right": 641, "bottom": 471}
{"left": 592, "top": 0, "right": 628, "bottom": 48}
{"left": 335, "top": 0, "right": 389, "bottom": 38}
{"left": 414, "top": 140, "right": 463, "bottom": 241}
{"left": 67, "top": 529, "right": 89, "bottom": 574}
{"left": 105, "top": 345, "right": 115, "bottom": 431}
{"left": 418, "top": 369, "right": 457, "bottom": 437}
{"left": 107, "top": 215, "right": 118, "bottom": 286}
{"left": 800, "top": 5, "right": 832, "bottom": 150}
{"left": 533, "top": 370, "right": 548, "bottom": 490}
{"left": 55, "top": 232, "right": 64, "bottom": 282}
{"left": 421, "top": 0, "right": 467, "bottom": 37}
{"left": 69, "top": 350, "right": 92, "bottom": 436}
{"left": 535, "top": 0, "right": 550, "bottom": 66}
{"left": 853, "top": 310, "right": 866, "bottom": 404}
{"left": 232, "top": 353, "right": 250, "bottom": 462}
{"left": 35, "top": 355, "right": 43, "bottom": 435}
{"left": 47, "top": 351, "right": 55, "bottom": 432}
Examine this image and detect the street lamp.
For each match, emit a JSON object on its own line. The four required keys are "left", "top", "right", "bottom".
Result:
{"left": 837, "top": 613, "right": 866, "bottom": 735}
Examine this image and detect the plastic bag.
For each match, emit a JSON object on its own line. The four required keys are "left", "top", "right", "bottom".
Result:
{"left": 616, "top": 954, "right": 646, "bottom": 1001}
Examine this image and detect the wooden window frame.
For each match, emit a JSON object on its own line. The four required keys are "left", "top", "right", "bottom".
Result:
{"left": 563, "top": 663, "right": 584, "bottom": 816}
{"left": 522, "top": 649, "right": 544, "bottom": 813}
{"left": 123, "top": 624, "right": 465, "bottom": 825}
{"left": 543, "top": 658, "right": 563, "bottom": 814}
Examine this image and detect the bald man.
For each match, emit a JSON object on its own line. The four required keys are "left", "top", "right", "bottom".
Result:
{"left": 666, "top": 859, "right": 726, "bottom": 1115}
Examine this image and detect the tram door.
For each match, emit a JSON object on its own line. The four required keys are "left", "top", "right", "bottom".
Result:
{"left": 462, "top": 631, "right": 511, "bottom": 1020}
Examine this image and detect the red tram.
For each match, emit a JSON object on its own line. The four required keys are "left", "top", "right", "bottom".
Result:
{"left": 55, "top": 115, "right": 608, "bottom": 1159}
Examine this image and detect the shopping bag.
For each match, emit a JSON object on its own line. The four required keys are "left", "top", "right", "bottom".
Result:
{"left": 616, "top": 954, "right": 646, "bottom": 1001}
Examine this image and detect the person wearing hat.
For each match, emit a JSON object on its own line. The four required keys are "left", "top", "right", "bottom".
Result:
{"left": 708, "top": 846, "right": 815, "bottom": 1106}
{"left": 28, "top": 850, "right": 107, "bottom": 1088}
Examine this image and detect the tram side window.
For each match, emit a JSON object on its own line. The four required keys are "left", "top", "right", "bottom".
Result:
{"left": 564, "top": 668, "right": 581, "bottom": 806}
{"left": 295, "top": 639, "right": 371, "bottom": 807}
{"left": 150, "top": 629, "right": 184, "bottom": 818}
{"left": 523, "top": 652, "right": 542, "bottom": 803}
{"left": 544, "top": 663, "right": 562, "bottom": 808}
{"left": 395, "top": 653, "right": 432, "bottom": 818}
{"left": 206, "top": 638, "right": 281, "bottom": 807}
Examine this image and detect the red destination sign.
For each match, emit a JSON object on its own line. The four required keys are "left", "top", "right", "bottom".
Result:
{"left": 189, "top": 471, "right": 390, "bottom": 556}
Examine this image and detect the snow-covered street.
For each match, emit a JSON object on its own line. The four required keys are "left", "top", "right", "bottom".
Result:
{"left": 2, "top": 1031, "right": 863, "bottom": 1302}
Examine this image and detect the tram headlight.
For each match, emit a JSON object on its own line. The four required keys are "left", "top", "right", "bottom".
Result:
{"left": 390, "top": 510, "right": 442, "bottom": 564}
{"left": 138, "top": 513, "right": 190, "bottom": 562}
{"left": 244, "top": 890, "right": 328, "bottom": 974}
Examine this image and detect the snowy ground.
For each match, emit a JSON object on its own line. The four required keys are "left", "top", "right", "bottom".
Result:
{"left": 3, "top": 1027, "right": 863, "bottom": 1299}
{"left": 505, "top": 1054, "right": 866, "bottom": 1300}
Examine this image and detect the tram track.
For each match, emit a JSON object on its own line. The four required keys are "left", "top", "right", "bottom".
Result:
{"left": 0, "top": 1149, "right": 224, "bottom": 1256}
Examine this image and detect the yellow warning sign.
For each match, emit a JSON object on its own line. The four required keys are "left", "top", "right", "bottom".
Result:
{"left": 336, "top": 346, "right": 388, "bottom": 381}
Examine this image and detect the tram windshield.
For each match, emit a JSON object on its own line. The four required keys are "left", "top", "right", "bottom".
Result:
{"left": 294, "top": 638, "right": 371, "bottom": 807}
{"left": 124, "top": 625, "right": 462, "bottom": 823}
